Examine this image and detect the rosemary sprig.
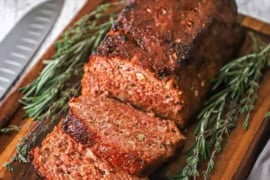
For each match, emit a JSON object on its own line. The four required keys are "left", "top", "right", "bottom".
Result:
{"left": 3, "top": 137, "right": 29, "bottom": 172}
{"left": 20, "top": 1, "right": 124, "bottom": 121}
{"left": 172, "top": 34, "right": 270, "bottom": 180}
{"left": 265, "top": 111, "right": 270, "bottom": 119}
{"left": 0, "top": 125, "right": 20, "bottom": 134}
{"left": 3, "top": 1, "right": 124, "bottom": 172}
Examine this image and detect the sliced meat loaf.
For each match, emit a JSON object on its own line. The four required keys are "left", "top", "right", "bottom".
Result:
{"left": 30, "top": 123, "right": 143, "bottom": 180}
{"left": 63, "top": 95, "right": 184, "bottom": 176}
{"left": 82, "top": 0, "right": 244, "bottom": 127}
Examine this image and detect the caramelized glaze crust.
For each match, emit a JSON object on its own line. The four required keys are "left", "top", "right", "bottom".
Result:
{"left": 82, "top": 0, "right": 244, "bottom": 126}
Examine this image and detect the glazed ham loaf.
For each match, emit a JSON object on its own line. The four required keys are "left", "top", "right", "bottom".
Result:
{"left": 63, "top": 95, "right": 184, "bottom": 176}
{"left": 82, "top": 0, "right": 244, "bottom": 127}
{"left": 30, "top": 124, "right": 143, "bottom": 180}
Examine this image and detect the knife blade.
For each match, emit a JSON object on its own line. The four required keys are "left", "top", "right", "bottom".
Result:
{"left": 0, "top": 0, "right": 64, "bottom": 100}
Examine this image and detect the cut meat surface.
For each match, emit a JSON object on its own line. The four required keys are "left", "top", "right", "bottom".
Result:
{"left": 82, "top": 0, "right": 244, "bottom": 127}
{"left": 30, "top": 0, "right": 244, "bottom": 178}
{"left": 63, "top": 95, "right": 184, "bottom": 176}
{"left": 30, "top": 124, "right": 143, "bottom": 180}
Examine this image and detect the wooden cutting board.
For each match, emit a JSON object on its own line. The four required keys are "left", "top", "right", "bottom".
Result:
{"left": 0, "top": 1, "right": 270, "bottom": 179}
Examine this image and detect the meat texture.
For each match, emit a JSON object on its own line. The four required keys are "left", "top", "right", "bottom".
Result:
{"left": 63, "top": 95, "right": 184, "bottom": 176}
{"left": 30, "top": 123, "right": 144, "bottom": 180}
{"left": 82, "top": 0, "right": 244, "bottom": 127}
{"left": 30, "top": 0, "right": 244, "bottom": 178}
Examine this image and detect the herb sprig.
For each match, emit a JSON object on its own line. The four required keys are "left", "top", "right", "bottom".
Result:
{"left": 3, "top": 1, "right": 124, "bottom": 172}
{"left": 0, "top": 125, "right": 20, "bottom": 134}
{"left": 172, "top": 34, "right": 270, "bottom": 180}
{"left": 3, "top": 137, "right": 30, "bottom": 172}
{"left": 265, "top": 111, "right": 270, "bottom": 119}
{"left": 20, "top": 1, "right": 124, "bottom": 121}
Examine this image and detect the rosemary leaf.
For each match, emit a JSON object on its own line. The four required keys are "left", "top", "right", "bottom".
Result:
{"left": 4, "top": 1, "right": 125, "bottom": 172}
{"left": 0, "top": 125, "right": 20, "bottom": 134}
{"left": 265, "top": 112, "right": 270, "bottom": 119}
{"left": 20, "top": 1, "right": 124, "bottom": 121}
{"left": 172, "top": 33, "right": 270, "bottom": 179}
{"left": 3, "top": 137, "right": 29, "bottom": 171}
{"left": 3, "top": 161, "right": 14, "bottom": 172}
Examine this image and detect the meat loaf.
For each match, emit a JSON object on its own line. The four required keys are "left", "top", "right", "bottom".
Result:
{"left": 81, "top": 0, "right": 244, "bottom": 127}
{"left": 63, "top": 95, "right": 184, "bottom": 176}
{"left": 30, "top": 123, "right": 143, "bottom": 180}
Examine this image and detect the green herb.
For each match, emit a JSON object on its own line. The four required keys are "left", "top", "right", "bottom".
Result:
{"left": 3, "top": 128, "right": 45, "bottom": 172}
{"left": 3, "top": 137, "right": 30, "bottom": 172}
{"left": 171, "top": 34, "right": 270, "bottom": 180}
{"left": 0, "top": 125, "right": 20, "bottom": 134}
{"left": 265, "top": 111, "right": 270, "bottom": 119}
{"left": 20, "top": 1, "right": 124, "bottom": 121}
{"left": 4, "top": 1, "right": 124, "bottom": 172}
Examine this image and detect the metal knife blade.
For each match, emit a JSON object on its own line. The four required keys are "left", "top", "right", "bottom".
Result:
{"left": 0, "top": 0, "right": 64, "bottom": 100}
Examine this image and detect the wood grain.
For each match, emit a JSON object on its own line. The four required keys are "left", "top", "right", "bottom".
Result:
{"left": 239, "top": 14, "right": 270, "bottom": 35}
{"left": 0, "top": 1, "right": 270, "bottom": 179}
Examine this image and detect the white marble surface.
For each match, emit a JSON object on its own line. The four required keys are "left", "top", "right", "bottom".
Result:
{"left": 0, "top": 0, "right": 270, "bottom": 69}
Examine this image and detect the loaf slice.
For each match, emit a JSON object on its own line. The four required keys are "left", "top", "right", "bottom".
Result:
{"left": 81, "top": 0, "right": 244, "bottom": 127}
{"left": 30, "top": 124, "right": 142, "bottom": 180}
{"left": 63, "top": 95, "right": 184, "bottom": 176}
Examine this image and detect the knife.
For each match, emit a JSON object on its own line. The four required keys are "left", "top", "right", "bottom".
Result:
{"left": 0, "top": 0, "right": 64, "bottom": 100}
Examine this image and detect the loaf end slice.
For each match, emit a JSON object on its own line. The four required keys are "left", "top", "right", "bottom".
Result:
{"left": 29, "top": 123, "right": 143, "bottom": 180}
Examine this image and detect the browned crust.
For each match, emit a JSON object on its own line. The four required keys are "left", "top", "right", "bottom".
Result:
{"left": 63, "top": 110, "right": 146, "bottom": 176}
{"left": 63, "top": 112, "right": 100, "bottom": 146}
{"left": 63, "top": 95, "right": 184, "bottom": 176}
{"left": 81, "top": 0, "right": 245, "bottom": 127}
{"left": 30, "top": 122, "right": 144, "bottom": 179}
{"left": 93, "top": 0, "right": 242, "bottom": 77}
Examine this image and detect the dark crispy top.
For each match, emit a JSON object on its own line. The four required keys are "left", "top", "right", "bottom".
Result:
{"left": 95, "top": 0, "right": 237, "bottom": 79}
